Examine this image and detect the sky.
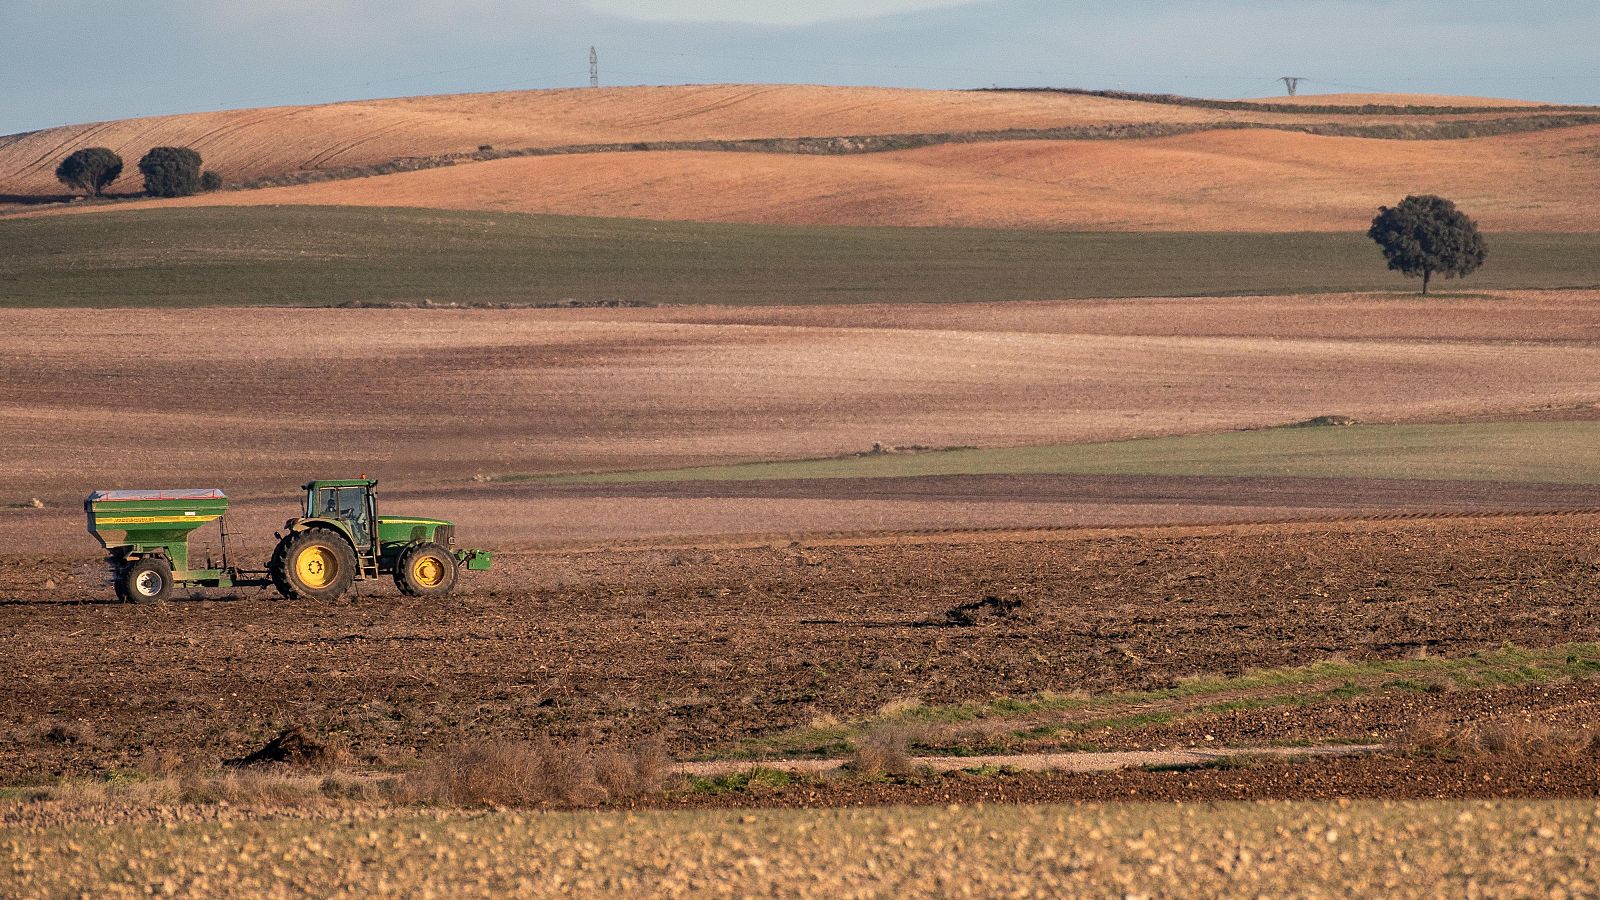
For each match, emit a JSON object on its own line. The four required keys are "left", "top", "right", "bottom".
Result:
{"left": 3, "top": 0, "right": 1599, "bottom": 135}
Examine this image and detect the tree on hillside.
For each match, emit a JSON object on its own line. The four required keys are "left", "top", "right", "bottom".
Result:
{"left": 54, "top": 147, "right": 123, "bottom": 197}
{"left": 200, "top": 170, "right": 223, "bottom": 192}
{"left": 138, "top": 147, "right": 203, "bottom": 197}
{"left": 1367, "top": 195, "right": 1487, "bottom": 295}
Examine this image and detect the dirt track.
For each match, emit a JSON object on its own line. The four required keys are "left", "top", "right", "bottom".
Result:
{"left": 4, "top": 514, "right": 1599, "bottom": 783}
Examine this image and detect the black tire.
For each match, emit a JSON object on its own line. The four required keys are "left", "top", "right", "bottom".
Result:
{"left": 270, "top": 529, "right": 357, "bottom": 602}
{"left": 393, "top": 542, "right": 458, "bottom": 597}
{"left": 121, "top": 557, "right": 173, "bottom": 604}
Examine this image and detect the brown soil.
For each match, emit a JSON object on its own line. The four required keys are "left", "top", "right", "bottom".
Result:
{"left": 14, "top": 471, "right": 1597, "bottom": 558}
{"left": 105, "top": 125, "right": 1600, "bottom": 231}
{"left": 4, "top": 515, "right": 1600, "bottom": 784}
{"left": 2, "top": 295, "right": 1597, "bottom": 507}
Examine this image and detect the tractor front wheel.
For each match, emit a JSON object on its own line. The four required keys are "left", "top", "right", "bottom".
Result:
{"left": 394, "top": 542, "right": 458, "bottom": 597}
{"left": 120, "top": 557, "right": 173, "bottom": 604}
{"left": 270, "top": 529, "right": 357, "bottom": 602}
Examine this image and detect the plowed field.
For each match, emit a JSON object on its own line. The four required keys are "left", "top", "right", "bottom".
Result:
{"left": 114, "top": 126, "right": 1600, "bottom": 231}
{"left": 4, "top": 515, "right": 1599, "bottom": 783}
{"left": 2, "top": 294, "right": 1598, "bottom": 506}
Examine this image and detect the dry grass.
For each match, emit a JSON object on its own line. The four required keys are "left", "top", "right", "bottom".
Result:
{"left": 1407, "top": 715, "right": 1600, "bottom": 760}
{"left": 397, "top": 739, "right": 668, "bottom": 808}
{"left": 8, "top": 799, "right": 1600, "bottom": 896}
{"left": 847, "top": 726, "right": 919, "bottom": 777}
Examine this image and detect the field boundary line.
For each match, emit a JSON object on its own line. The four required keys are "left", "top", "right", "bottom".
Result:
{"left": 502, "top": 507, "right": 1600, "bottom": 556}
{"left": 677, "top": 744, "right": 1385, "bottom": 777}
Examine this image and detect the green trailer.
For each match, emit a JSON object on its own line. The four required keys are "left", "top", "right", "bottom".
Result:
{"left": 87, "top": 479, "right": 491, "bottom": 603}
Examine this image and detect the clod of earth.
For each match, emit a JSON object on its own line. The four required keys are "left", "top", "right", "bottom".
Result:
{"left": 943, "top": 594, "right": 1031, "bottom": 626}
{"left": 225, "top": 726, "right": 344, "bottom": 769}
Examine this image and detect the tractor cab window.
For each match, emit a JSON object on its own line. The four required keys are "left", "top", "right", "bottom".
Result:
{"left": 314, "top": 487, "right": 373, "bottom": 548}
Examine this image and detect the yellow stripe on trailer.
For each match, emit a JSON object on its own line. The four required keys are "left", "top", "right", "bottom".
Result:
{"left": 95, "top": 514, "right": 222, "bottom": 525}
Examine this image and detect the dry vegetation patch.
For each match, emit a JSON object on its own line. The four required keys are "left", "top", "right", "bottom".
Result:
{"left": 398, "top": 740, "right": 668, "bottom": 808}
{"left": 1407, "top": 715, "right": 1600, "bottom": 761}
{"left": 5, "top": 799, "right": 1599, "bottom": 896}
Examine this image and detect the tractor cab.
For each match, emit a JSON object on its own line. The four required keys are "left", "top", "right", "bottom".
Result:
{"left": 303, "top": 479, "right": 378, "bottom": 554}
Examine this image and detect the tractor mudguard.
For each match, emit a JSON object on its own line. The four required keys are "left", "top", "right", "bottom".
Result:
{"left": 289, "top": 516, "right": 362, "bottom": 550}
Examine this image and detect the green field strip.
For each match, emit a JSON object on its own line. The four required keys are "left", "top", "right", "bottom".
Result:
{"left": 727, "top": 643, "right": 1600, "bottom": 760}
{"left": 5, "top": 207, "right": 1600, "bottom": 306}
{"left": 525, "top": 422, "right": 1600, "bottom": 486}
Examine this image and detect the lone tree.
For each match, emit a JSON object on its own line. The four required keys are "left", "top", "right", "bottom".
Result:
{"left": 1367, "top": 195, "right": 1487, "bottom": 295}
{"left": 138, "top": 146, "right": 203, "bottom": 197}
{"left": 55, "top": 147, "right": 123, "bottom": 197}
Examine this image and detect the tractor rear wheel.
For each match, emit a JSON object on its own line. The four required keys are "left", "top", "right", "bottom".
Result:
{"left": 121, "top": 557, "right": 173, "bottom": 604}
{"left": 270, "top": 529, "right": 357, "bottom": 602}
{"left": 394, "top": 542, "right": 458, "bottom": 597}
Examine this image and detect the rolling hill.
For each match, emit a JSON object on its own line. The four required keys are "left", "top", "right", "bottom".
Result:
{"left": 2, "top": 84, "right": 1321, "bottom": 198}
{"left": 89, "top": 124, "right": 1600, "bottom": 231}
{"left": 5, "top": 85, "right": 1598, "bottom": 228}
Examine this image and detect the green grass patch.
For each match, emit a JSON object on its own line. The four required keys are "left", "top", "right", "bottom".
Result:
{"left": 687, "top": 767, "right": 795, "bottom": 795}
{"left": 536, "top": 422, "right": 1600, "bottom": 486}
{"left": 730, "top": 643, "right": 1600, "bottom": 759}
{"left": 5, "top": 207, "right": 1600, "bottom": 307}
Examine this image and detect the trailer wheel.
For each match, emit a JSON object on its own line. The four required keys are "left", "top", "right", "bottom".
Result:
{"left": 394, "top": 542, "right": 458, "bottom": 597}
{"left": 121, "top": 557, "right": 173, "bottom": 604}
{"left": 270, "top": 529, "right": 357, "bottom": 602}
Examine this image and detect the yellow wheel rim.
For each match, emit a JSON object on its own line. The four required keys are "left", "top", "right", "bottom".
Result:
{"left": 412, "top": 555, "right": 445, "bottom": 588}
{"left": 295, "top": 545, "right": 337, "bottom": 589}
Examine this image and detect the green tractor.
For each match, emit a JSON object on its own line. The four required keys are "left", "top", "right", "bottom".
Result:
{"left": 270, "top": 478, "right": 491, "bottom": 601}
{"left": 86, "top": 478, "right": 491, "bottom": 603}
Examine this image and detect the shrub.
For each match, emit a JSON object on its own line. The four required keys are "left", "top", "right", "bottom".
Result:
{"left": 55, "top": 147, "right": 123, "bottom": 197}
{"left": 1406, "top": 714, "right": 1599, "bottom": 759}
{"left": 400, "top": 739, "right": 667, "bottom": 807}
{"left": 138, "top": 146, "right": 203, "bottom": 197}
{"left": 200, "top": 170, "right": 223, "bottom": 191}
{"left": 848, "top": 725, "right": 916, "bottom": 777}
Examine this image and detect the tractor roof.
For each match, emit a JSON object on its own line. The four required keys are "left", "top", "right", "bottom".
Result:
{"left": 302, "top": 479, "right": 377, "bottom": 490}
